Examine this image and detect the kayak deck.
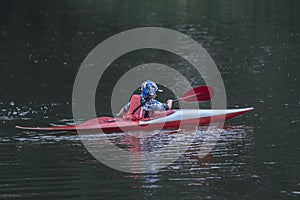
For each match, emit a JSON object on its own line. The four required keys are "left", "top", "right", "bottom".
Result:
{"left": 16, "top": 107, "right": 253, "bottom": 133}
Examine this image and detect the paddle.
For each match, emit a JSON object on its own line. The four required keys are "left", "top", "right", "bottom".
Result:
{"left": 132, "top": 86, "right": 214, "bottom": 115}
{"left": 172, "top": 85, "right": 214, "bottom": 103}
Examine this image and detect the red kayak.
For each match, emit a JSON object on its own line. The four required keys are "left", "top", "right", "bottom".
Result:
{"left": 16, "top": 107, "right": 253, "bottom": 133}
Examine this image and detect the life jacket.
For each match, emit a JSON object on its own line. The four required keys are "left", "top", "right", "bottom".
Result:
{"left": 124, "top": 94, "right": 146, "bottom": 121}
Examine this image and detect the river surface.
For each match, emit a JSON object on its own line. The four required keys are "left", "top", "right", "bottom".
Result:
{"left": 0, "top": 0, "right": 299, "bottom": 199}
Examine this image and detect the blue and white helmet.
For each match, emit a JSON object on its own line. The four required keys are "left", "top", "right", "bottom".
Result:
{"left": 141, "top": 80, "right": 158, "bottom": 98}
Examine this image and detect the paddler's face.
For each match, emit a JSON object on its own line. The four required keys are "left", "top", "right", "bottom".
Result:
{"left": 153, "top": 93, "right": 157, "bottom": 98}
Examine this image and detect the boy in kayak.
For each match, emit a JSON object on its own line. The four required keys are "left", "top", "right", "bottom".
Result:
{"left": 116, "top": 80, "right": 173, "bottom": 119}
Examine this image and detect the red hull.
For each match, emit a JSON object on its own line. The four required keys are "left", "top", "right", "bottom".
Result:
{"left": 16, "top": 108, "right": 253, "bottom": 133}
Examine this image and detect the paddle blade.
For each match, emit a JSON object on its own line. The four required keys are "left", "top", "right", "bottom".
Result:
{"left": 180, "top": 86, "right": 214, "bottom": 102}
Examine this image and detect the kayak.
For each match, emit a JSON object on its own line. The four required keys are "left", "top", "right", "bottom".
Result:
{"left": 16, "top": 107, "right": 253, "bottom": 133}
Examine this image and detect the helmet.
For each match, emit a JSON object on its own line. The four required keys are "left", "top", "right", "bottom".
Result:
{"left": 141, "top": 80, "right": 158, "bottom": 98}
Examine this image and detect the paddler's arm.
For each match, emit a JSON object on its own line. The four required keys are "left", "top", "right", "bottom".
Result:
{"left": 116, "top": 108, "right": 126, "bottom": 117}
{"left": 116, "top": 103, "right": 130, "bottom": 117}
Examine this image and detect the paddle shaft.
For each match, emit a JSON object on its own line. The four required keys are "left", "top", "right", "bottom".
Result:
{"left": 132, "top": 85, "right": 213, "bottom": 114}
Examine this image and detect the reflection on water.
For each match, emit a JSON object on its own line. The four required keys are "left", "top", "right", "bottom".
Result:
{"left": 121, "top": 126, "right": 257, "bottom": 199}
{"left": 0, "top": 124, "right": 256, "bottom": 199}
{"left": 2, "top": 117, "right": 298, "bottom": 199}
{"left": 19, "top": 127, "right": 253, "bottom": 167}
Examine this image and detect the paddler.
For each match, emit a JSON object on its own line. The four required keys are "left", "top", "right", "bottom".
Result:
{"left": 116, "top": 80, "right": 173, "bottom": 119}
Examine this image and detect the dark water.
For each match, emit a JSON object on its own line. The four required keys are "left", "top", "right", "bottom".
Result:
{"left": 0, "top": 0, "right": 299, "bottom": 199}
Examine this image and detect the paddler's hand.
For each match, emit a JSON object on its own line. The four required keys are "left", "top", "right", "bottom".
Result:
{"left": 166, "top": 99, "right": 173, "bottom": 110}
